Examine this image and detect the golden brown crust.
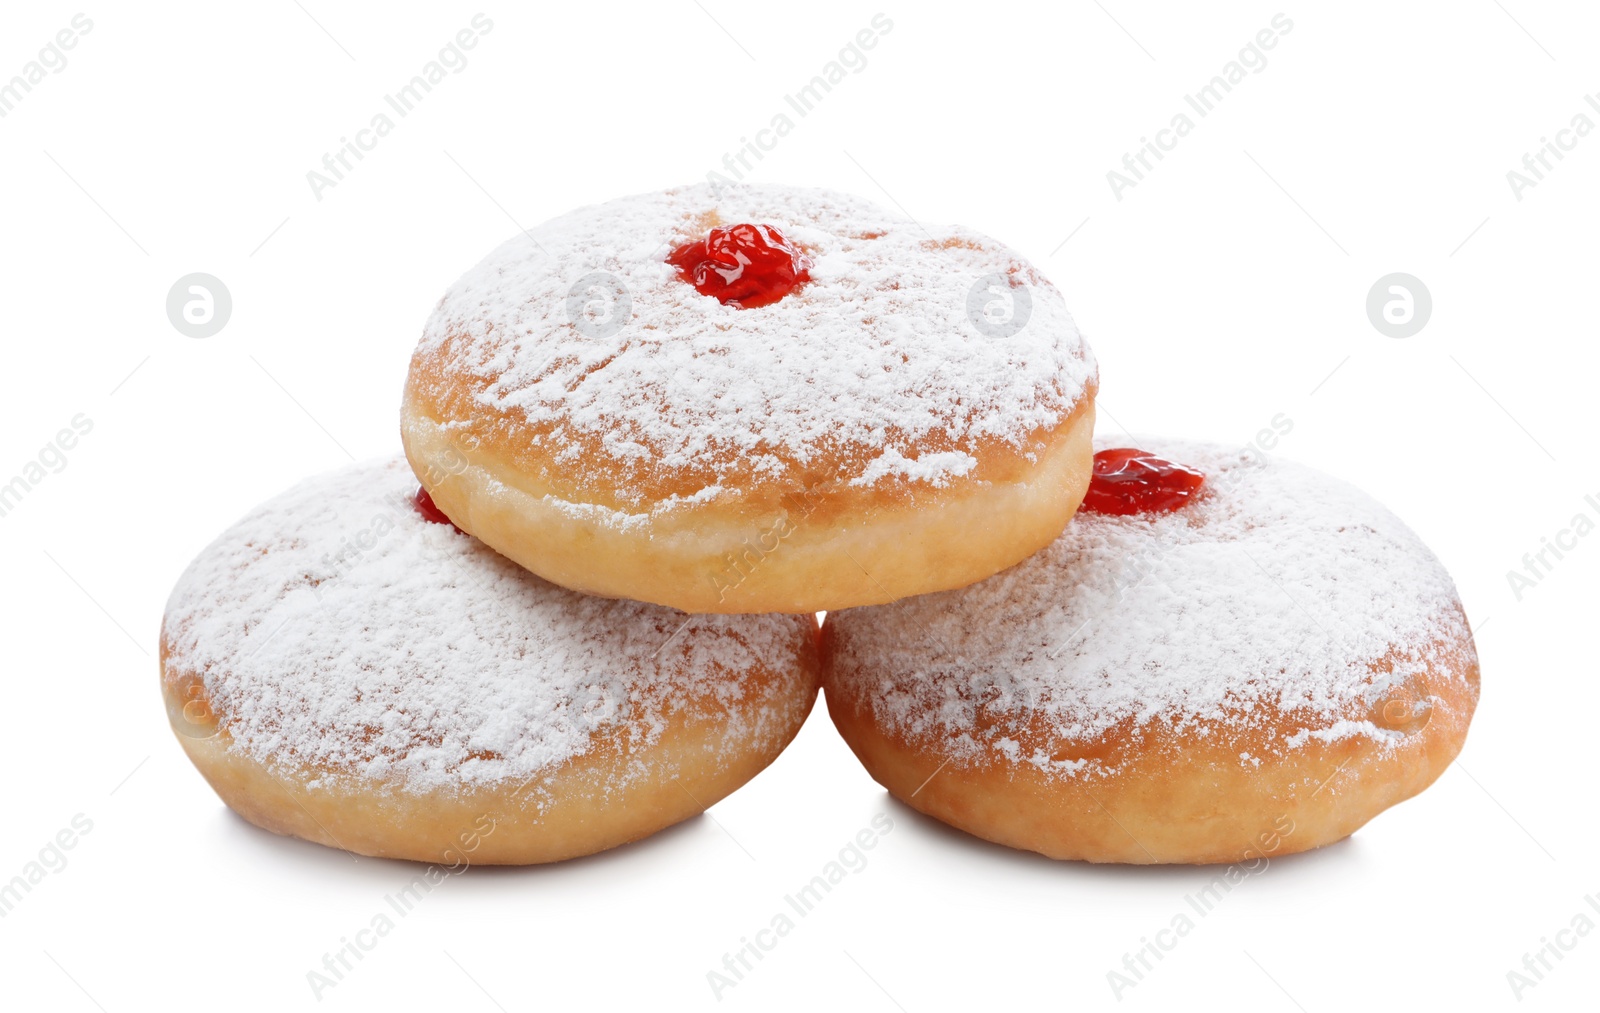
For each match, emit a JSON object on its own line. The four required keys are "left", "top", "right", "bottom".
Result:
{"left": 162, "top": 628, "right": 821, "bottom": 865}
{"left": 822, "top": 624, "right": 1479, "bottom": 864}
{"left": 401, "top": 391, "right": 1096, "bottom": 614}
{"left": 406, "top": 334, "right": 1096, "bottom": 516}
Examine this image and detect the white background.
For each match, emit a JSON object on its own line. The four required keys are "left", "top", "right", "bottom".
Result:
{"left": 1, "top": 1, "right": 1596, "bottom": 1009}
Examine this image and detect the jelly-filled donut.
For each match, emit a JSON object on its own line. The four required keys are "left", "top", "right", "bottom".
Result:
{"left": 402, "top": 183, "right": 1098, "bottom": 614}
{"left": 823, "top": 439, "right": 1479, "bottom": 864}
{"left": 160, "top": 457, "right": 819, "bottom": 864}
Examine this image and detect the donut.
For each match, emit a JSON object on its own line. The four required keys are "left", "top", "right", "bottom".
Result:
{"left": 160, "top": 456, "right": 819, "bottom": 865}
{"left": 401, "top": 183, "right": 1098, "bottom": 614}
{"left": 822, "top": 438, "right": 1479, "bottom": 864}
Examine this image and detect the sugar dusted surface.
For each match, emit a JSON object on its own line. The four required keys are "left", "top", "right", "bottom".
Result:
{"left": 162, "top": 457, "right": 805, "bottom": 794}
{"left": 412, "top": 183, "right": 1096, "bottom": 505}
{"left": 828, "top": 438, "right": 1473, "bottom": 776}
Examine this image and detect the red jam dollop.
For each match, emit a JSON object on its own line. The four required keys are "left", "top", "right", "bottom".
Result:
{"left": 1080, "top": 448, "right": 1205, "bottom": 516}
{"left": 666, "top": 223, "right": 811, "bottom": 308}
{"left": 414, "top": 486, "right": 465, "bottom": 533}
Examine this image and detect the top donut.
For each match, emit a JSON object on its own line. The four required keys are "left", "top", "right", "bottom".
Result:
{"left": 403, "top": 183, "right": 1099, "bottom": 614}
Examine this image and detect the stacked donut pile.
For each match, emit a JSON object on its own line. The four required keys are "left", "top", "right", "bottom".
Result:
{"left": 162, "top": 184, "right": 1478, "bottom": 865}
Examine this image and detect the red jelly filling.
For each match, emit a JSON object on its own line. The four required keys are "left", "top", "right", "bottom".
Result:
{"left": 413, "top": 487, "right": 464, "bottom": 533}
{"left": 666, "top": 223, "right": 811, "bottom": 308}
{"left": 1080, "top": 448, "right": 1205, "bottom": 516}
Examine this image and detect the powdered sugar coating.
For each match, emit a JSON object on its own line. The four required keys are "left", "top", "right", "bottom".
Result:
{"left": 162, "top": 457, "right": 810, "bottom": 794}
{"left": 412, "top": 183, "right": 1096, "bottom": 504}
{"left": 827, "top": 439, "right": 1473, "bottom": 777}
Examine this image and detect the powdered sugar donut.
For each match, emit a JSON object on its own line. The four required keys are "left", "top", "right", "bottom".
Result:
{"left": 823, "top": 438, "right": 1479, "bottom": 864}
{"left": 160, "top": 457, "right": 819, "bottom": 864}
{"left": 402, "top": 183, "right": 1098, "bottom": 614}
